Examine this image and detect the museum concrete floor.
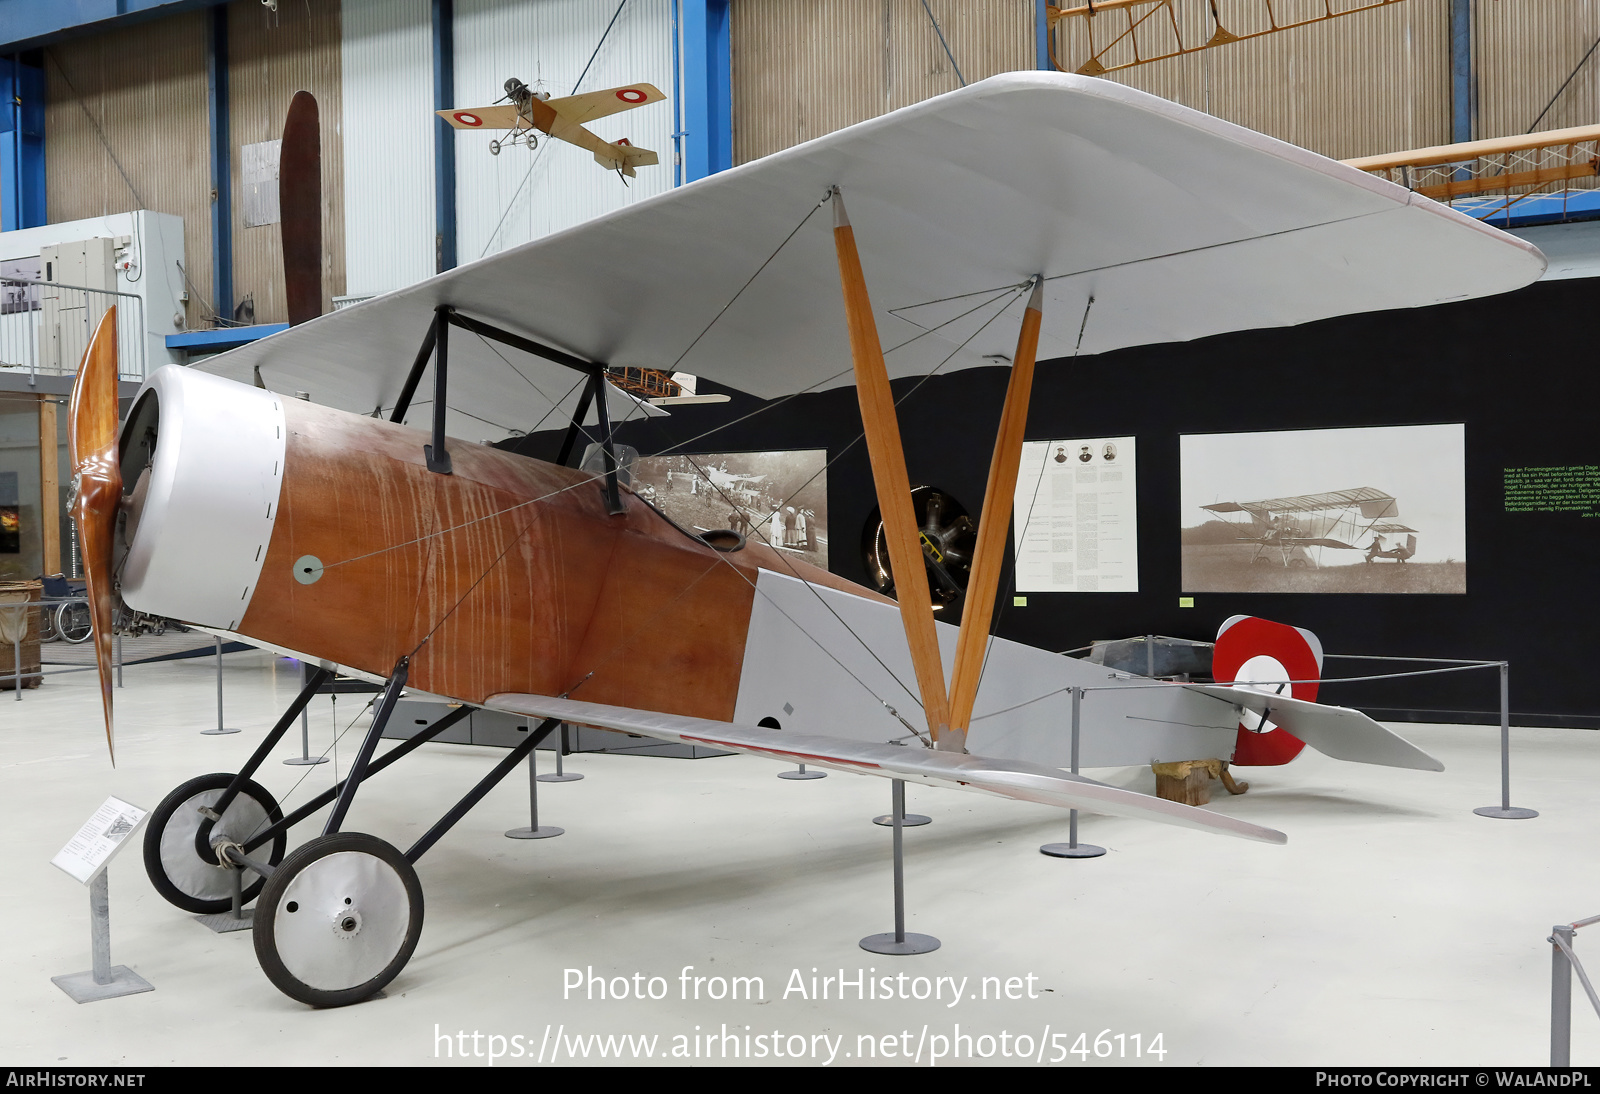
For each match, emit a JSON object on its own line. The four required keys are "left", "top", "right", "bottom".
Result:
{"left": 2, "top": 650, "right": 1596, "bottom": 1067}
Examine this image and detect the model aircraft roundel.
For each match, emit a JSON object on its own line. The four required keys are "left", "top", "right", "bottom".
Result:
{"left": 1214, "top": 615, "right": 1321, "bottom": 766}
{"left": 453, "top": 111, "right": 484, "bottom": 127}
{"left": 616, "top": 88, "right": 649, "bottom": 104}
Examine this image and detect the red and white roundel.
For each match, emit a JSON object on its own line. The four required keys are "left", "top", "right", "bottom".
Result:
{"left": 1214, "top": 616, "right": 1321, "bottom": 767}
{"left": 616, "top": 88, "right": 648, "bottom": 104}
{"left": 453, "top": 111, "right": 484, "bottom": 127}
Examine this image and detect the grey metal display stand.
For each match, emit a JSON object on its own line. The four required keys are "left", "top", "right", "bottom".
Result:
{"left": 283, "top": 660, "right": 329, "bottom": 765}
{"left": 195, "top": 864, "right": 256, "bottom": 934}
{"left": 1042, "top": 687, "right": 1106, "bottom": 859}
{"left": 859, "top": 779, "right": 939, "bottom": 955}
{"left": 200, "top": 635, "right": 240, "bottom": 735}
{"left": 1474, "top": 662, "right": 1538, "bottom": 820}
{"left": 779, "top": 762, "right": 825, "bottom": 780}
{"left": 505, "top": 747, "right": 564, "bottom": 839}
{"left": 52, "top": 872, "right": 154, "bottom": 1003}
{"left": 536, "top": 724, "right": 583, "bottom": 782}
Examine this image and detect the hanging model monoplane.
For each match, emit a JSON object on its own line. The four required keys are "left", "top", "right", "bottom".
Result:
{"left": 438, "top": 76, "right": 664, "bottom": 176}
{"left": 67, "top": 74, "right": 1545, "bottom": 1007}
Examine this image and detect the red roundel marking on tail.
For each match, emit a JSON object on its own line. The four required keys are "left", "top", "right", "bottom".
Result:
{"left": 616, "top": 88, "right": 648, "bottom": 104}
{"left": 1214, "top": 616, "right": 1319, "bottom": 766}
{"left": 453, "top": 112, "right": 484, "bottom": 127}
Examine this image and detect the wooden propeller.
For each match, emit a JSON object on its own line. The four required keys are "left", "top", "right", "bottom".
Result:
{"left": 281, "top": 90, "right": 323, "bottom": 326}
{"left": 67, "top": 306, "right": 122, "bottom": 763}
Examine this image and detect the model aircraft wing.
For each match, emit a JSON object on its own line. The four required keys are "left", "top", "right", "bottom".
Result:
{"left": 197, "top": 72, "right": 1544, "bottom": 436}
{"left": 546, "top": 84, "right": 666, "bottom": 124}
{"left": 1182, "top": 683, "right": 1445, "bottom": 771}
{"left": 485, "top": 693, "right": 1287, "bottom": 845}
{"left": 437, "top": 105, "right": 527, "bottom": 130}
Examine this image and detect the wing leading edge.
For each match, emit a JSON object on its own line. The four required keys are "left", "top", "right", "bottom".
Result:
{"left": 199, "top": 73, "right": 1544, "bottom": 437}
{"left": 485, "top": 693, "right": 1288, "bottom": 845}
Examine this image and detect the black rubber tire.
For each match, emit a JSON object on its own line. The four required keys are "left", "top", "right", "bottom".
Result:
{"left": 253, "top": 832, "right": 424, "bottom": 1008}
{"left": 142, "top": 772, "right": 288, "bottom": 914}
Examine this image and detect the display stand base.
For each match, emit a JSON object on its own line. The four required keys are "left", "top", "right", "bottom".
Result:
{"left": 1474, "top": 806, "right": 1538, "bottom": 819}
{"left": 873, "top": 813, "right": 930, "bottom": 827}
{"left": 779, "top": 768, "right": 826, "bottom": 780}
{"left": 283, "top": 755, "right": 328, "bottom": 766}
{"left": 1040, "top": 842, "right": 1106, "bottom": 858}
{"left": 195, "top": 908, "right": 254, "bottom": 933}
{"left": 859, "top": 932, "right": 940, "bottom": 955}
{"left": 200, "top": 727, "right": 240, "bottom": 736}
{"left": 52, "top": 966, "right": 153, "bottom": 1003}
{"left": 505, "top": 826, "right": 564, "bottom": 839}
{"left": 537, "top": 773, "right": 583, "bottom": 783}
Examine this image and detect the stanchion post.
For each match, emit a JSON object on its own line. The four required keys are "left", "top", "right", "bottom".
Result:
{"left": 860, "top": 779, "right": 939, "bottom": 955}
{"left": 1043, "top": 687, "right": 1106, "bottom": 858}
{"left": 1553, "top": 924, "right": 1574, "bottom": 1067}
{"left": 1475, "top": 660, "right": 1536, "bottom": 819}
{"left": 114, "top": 629, "right": 122, "bottom": 688}
{"left": 11, "top": 633, "right": 18, "bottom": 701}
{"left": 201, "top": 635, "right": 240, "bottom": 735}
{"left": 283, "top": 659, "right": 329, "bottom": 765}
{"left": 505, "top": 747, "right": 563, "bottom": 839}
{"left": 537, "top": 723, "right": 583, "bottom": 782}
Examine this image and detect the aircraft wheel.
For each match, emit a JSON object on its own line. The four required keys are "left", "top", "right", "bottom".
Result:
{"left": 1288, "top": 559, "right": 1309, "bottom": 569}
{"left": 254, "top": 832, "right": 424, "bottom": 1008}
{"left": 143, "top": 773, "right": 287, "bottom": 914}
{"left": 489, "top": 139, "right": 501, "bottom": 156}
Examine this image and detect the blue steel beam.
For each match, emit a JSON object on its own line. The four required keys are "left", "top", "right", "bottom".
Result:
{"left": 0, "top": 0, "right": 229, "bottom": 54}
{"left": 1036, "top": 0, "right": 1050, "bottom": 71}
{"left": 432, "top": 0, "right": 455, "bottom": 273}
{"left": 0, "top": 54, "right": 45, "bottom": 230}
{"left": 682, "top": 0, "right": 730, "bottom": 183}
{"left": 207, "top": 7, "right": 232, "bottom": 322}
{"left": 1450, "top": 0, "right": 1474, "bottom": 144}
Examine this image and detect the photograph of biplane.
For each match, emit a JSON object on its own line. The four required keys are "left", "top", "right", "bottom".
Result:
{"left": 629, "top": 449, "right": 829, "bottom": 566}
{"left": 61, "top": 72, "right": 1540, "bottom": 1011}
{"left": 1181, "top": 424, "right": 1467, "bottom": 594}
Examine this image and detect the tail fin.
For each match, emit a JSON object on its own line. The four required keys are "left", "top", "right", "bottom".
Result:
{"left": 594, "top": 138, "right": 659, "bottom": 177}
{"left": 1213, "top": 615, "right": 1322, "bottom": 766}
{"left": 1400, "top": 534, "right": 1417, "bottom": 559}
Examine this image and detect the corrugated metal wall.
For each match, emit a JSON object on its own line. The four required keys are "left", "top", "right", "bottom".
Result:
{"left": 228, "top": 0, "right": 346, "bottom": 324}
{"left": 1476, "top": 0, "right": 1600, "bottom": 138}
{"left": 1057, "top": 0, "right": 1452, "bottom": 161}
{"left": 341, "top": 0, "right": 434, "bottom": 298}
{"left": 453, "top": 0, "right": 677, "bottom": 261}
{"left": 42, "top": 13, "right": 214, "bottom": 331}
{"left": 732, "top": 0, "right": 1034, "bottom": 164}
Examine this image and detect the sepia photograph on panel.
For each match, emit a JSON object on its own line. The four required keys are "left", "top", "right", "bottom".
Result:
{"left": 1180, "top": 424, "right": 1466, "bottom": 595}
{"left": 631, "top": 449, "right": 829, "bottom": 567}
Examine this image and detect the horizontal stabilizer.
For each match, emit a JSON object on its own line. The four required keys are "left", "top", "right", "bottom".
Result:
{"left": 1183, "top": 683, "right": 1445, "bottom": 771}
{"left": 595, "top": 142, "right": 658, "bottom": 176}
{"left": 486, "top": 693, "right": 1288, "bottom": 845}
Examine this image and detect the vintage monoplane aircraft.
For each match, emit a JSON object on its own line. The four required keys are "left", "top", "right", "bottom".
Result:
{"left": 1200, "top": 487, "right": 1419, "bottom": 568}
{"left": 438, "top": 76, "right": 663, "bottom": 176}
{"left": 67, "top": 73, "right": 1544, "bottom": 1007}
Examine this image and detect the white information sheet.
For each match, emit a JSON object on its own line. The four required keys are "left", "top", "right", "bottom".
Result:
{"left": 51, "top": 797, "right": 148, "bottom": 885}
{"left": 1012, "top": 436, "right": 1138, "bottom": 592}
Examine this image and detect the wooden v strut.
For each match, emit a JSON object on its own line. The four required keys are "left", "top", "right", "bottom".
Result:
{"left": 831, "top": 190, "right": 1046, "bottom": 752}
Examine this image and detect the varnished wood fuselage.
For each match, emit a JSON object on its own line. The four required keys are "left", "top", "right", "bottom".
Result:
{"left": 239, "top": 400, "right": 870, "bottom": 719}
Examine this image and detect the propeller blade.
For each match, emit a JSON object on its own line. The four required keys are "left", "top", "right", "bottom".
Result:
{"left": 281, "top": 89, "right": 323, "bottom": 326}
{"left": 67, "top": 306, "right": 122, "bottom": 764}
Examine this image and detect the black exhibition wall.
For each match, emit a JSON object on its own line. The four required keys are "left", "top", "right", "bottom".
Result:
{"left": 509, "top": 273, "right": 1599, "bottom": 728}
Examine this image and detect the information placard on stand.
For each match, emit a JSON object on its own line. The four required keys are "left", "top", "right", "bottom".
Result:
{"left": 51, "top": 796, "right": 155, "bottom": 1003}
